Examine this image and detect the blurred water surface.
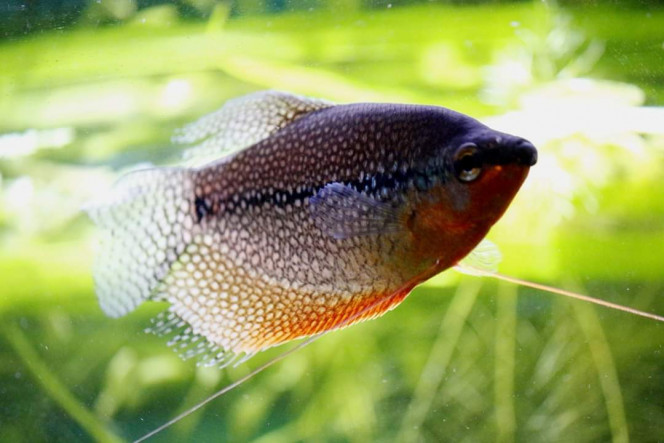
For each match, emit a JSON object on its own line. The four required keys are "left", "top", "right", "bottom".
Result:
{"left": 1, "top": 1, "right": 664, "bottom": 442}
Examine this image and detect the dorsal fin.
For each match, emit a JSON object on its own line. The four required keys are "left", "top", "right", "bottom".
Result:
{"left": 173, "top": 90, "right": 334, "bottom": 166}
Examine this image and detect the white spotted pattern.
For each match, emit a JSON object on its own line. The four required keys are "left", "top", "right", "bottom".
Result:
{"left": 173, "top": 90, "right": 332, "bottom": 167}
{"left": 88, "top": 90, "right": 529, "bottom": 364}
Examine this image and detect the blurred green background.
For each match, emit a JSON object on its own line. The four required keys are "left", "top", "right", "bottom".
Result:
{"left": 1, "top": 1, "right": 664, "bottom": 442}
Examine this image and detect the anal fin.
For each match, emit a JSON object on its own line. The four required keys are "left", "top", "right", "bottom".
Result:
{"left": 148, "top": 310, "right": 244, "bottom": 368}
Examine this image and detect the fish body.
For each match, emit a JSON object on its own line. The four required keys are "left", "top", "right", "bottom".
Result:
{"left": 87, "top": 91, "right": 536, "bottom": 362}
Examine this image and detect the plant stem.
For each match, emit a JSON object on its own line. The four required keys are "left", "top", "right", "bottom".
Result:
{"left": 2, "top": 323, "right": 123, "bottom": 443}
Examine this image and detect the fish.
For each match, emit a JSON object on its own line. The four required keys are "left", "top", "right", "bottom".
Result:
{"left": 86, "top": 90, "right": 538, "bottom": 365}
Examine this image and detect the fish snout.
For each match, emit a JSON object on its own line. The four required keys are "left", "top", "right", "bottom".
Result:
{"left": 514, "top": 139, "right": 537, "bottom": 166}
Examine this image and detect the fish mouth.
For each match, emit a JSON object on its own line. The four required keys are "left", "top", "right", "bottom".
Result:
{"left": 514, "top": 139, "right": 537, "bottom": 166}
{"left": 483, "top": 138, "right": 537, "bottom": 167}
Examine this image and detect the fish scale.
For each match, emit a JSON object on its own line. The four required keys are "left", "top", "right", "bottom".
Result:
{"left": 161, "top": 197, "right": 408, "bottom": 354}
{"left": 87, "top": 90, "right": 537, "bottom": 363}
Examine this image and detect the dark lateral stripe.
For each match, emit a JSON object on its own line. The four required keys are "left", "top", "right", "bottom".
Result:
{"left": 194, "top": 164, "right": 448, "bottom": 220}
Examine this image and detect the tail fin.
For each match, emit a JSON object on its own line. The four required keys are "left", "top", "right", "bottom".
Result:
{"left": 85, "top": 167, "right": 195, "bottom": 317}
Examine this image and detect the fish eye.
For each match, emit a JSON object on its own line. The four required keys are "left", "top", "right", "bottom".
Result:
{"left": 453, "top": 143, "right": 482, "bottom": 182}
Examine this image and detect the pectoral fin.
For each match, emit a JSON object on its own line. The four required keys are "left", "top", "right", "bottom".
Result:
{"left": 454, "top": 239, "right": 502, "bottom": 276}
{"left": 309, "top": 182, "right": 404, "bottom": 239}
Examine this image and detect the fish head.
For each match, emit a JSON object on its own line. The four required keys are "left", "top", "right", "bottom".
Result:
{"left": 445, "top": 127, "right": 537, "bottom": 222}
{"left": 406, "top": 123, "right": 537, "bottom": 268}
